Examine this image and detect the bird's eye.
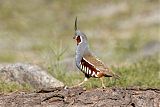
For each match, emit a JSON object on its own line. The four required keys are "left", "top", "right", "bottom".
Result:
{"left": 77, "top": 36, "right": 81, "bottom": 41}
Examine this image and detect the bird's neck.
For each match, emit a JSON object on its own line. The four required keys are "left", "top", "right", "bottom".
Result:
{"left": 76, "top": 41, "right": 89, "bottom": 55}
{"left": 75, "top": 42, "right": 89, "bottom": 68}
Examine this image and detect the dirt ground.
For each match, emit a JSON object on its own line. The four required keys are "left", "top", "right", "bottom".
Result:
{"left": 0, "top": 87, "right": 159, "bottom": 107}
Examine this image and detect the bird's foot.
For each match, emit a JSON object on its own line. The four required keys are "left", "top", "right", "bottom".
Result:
{"left": 101, "top": 82, "right": 106, "bottom": 89}
{"left": 102, "top": 85, "right": 106, "bottom": 89}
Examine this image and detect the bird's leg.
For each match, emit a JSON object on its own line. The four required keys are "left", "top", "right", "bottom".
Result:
{"left": 78, "top": 77, "right": 88, "bottom": 86}
{"left": 110, "top": 77, "right": 113, "bottom": 83}
{"left": 100, "top": 77, "right": 106, "bottom": 88}
{"left": 72, "top": 77, "right": 88, "bottom": 87}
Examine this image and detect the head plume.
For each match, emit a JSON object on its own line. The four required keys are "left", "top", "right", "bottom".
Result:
{"left": 75, "top": 17, "right": 78, "bottom": 31}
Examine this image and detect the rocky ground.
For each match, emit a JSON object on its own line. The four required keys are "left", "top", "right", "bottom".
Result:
{"left": 0, "top": 87, "right": 159, "bottom": 107}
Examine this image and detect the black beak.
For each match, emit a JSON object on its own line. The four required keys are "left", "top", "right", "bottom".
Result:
{"left": 73, "top": 36, "right": 76, "bottom": 39}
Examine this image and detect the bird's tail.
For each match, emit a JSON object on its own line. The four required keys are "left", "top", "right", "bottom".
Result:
{"left": 104, "top": 71, "right": 120, "bottom": 79}
{"left": 113, "top": 73, "right": 120, "bottom": 79}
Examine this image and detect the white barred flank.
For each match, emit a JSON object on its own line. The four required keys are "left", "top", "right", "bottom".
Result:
{"left": 80, "top": 62, "right": 89, "bottom": 74}
{"left": 86, "top": 67, "right": 89, "bottom": 73}
{"left": 91, "top": 71, "right": 95, "bottom": 76}
{"left": 85, "top": 67, "right": 88, "bottom": 73}
{"left": 84, "top": 66, "right": 91, "bottom": 75}
{"left": 89, "top": 69, "right": 91, "bottom": 75}
{"left": 95, "top": 72, "right": 100, "bottom": 77}
{"left": 79, "top": 58, "right": 102, "bottom": 77}
{"left": 88, "top": 69, "right": 91, "bottom": 75}
{"left": 86, "top": 67, "right": 89, "bottom": 74}
{"left": 83, "top": 66, "right": 86, "bottom": 72}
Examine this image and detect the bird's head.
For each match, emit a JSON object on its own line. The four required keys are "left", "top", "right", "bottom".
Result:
{"left": 73, "top": 17, "right": 88, "bottom": 45}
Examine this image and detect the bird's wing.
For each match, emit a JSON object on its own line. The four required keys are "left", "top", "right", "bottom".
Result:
{"left": 83, "top": 53, "right": 110, "bottom": 73}
{"left": 82, "top": 53, "right": 119, "bottom": 78}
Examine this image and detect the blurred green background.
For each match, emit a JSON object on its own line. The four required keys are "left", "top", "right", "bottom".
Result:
{"left": 0, "top": 0, "right": 159, "bottom": 91}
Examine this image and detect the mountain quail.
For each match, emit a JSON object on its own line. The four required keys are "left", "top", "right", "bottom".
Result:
{"left": 73, "top": 17, "right": 119, "bottom": 88}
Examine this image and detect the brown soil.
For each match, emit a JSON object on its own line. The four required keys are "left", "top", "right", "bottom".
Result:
{"left": 0, "top": 87, "right": 159, "bottom": 107}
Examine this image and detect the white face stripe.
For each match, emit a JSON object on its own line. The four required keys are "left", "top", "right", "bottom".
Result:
{"left": 77, "top": 36, "right": 83, "bottom": 45}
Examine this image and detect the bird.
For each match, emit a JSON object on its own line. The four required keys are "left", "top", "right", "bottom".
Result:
{"left": 73, "top": 17, "right": 120, "bottom": 88}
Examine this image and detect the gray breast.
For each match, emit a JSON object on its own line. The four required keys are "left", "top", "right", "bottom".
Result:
{"left": 75, "top": 43, "right": 88, "bottom": 68}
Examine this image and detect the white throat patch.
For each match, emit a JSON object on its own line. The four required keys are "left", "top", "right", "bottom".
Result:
{"left": 77, "top": 36, "right": 83, "bottom": 45}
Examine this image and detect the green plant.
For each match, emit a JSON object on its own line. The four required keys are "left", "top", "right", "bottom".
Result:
{"left": 0, "top": 81, "right": 32, "bottom": 92}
